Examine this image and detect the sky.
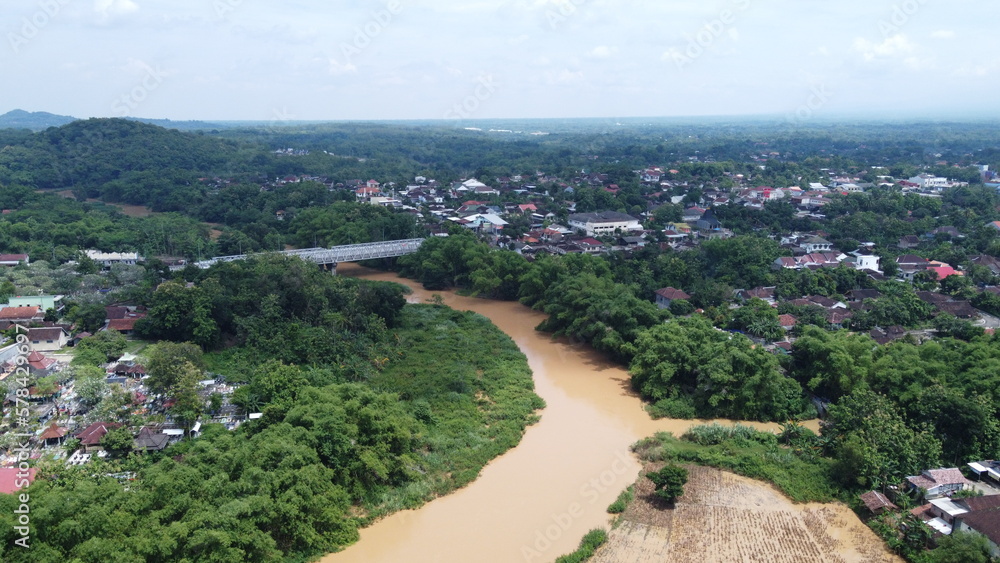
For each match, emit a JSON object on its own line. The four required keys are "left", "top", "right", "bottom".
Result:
{"left": 1, "top": 0, "right": 998, "bottom": 122}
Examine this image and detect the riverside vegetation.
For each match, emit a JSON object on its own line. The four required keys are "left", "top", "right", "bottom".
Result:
{"left": 0, "top": 255, "right": 543, "bottom": 562}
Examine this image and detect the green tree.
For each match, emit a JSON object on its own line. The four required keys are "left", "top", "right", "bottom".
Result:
{"left": 930, "top": 531, "right": 997, "bottom": 563}
{"left": 789, "top": 327, "right": 875, "bottom": 400}
{"left": 99, "top": 426, "right": 134, "bottom": 455}
{"left": 823, "top": 389, "right": 942, "bottom": 489}
{"left": 76, "top": 330, "right": 128, "bottom": 362}
{"left": 647, "top": 464, "right": 688, "bottom": 503}
{"left": 76, "top": 375, "right": 110, "bottom": 407}
{"left": 730, "top": 297, "right": 783, "bottom": 340}
{"left": 168, "top": 361, "right": 205, "bottom": 435}
{"left": 67, "top": 302, "right": 108, "bottom": 333}
{"left": 145, "top": 341, "right": 204, "bottom": 396}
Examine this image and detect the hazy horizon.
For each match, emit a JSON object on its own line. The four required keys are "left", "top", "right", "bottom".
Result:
{"left": 3, "top": 1, "right": 998, "bottom": 123}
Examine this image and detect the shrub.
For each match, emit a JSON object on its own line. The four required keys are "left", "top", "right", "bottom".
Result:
{"left": 554, "top": 528, "right": 608, "bottom": 563}
{"left": 647, "top": 464, "right": 688, "bottom": 503}
{"left": 607, "top": 486, "right": 633, "bottom": 514}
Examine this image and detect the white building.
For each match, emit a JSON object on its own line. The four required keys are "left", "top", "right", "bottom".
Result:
{"left": 84, "top": 250, "right": 142, "bottom": 268}
{"left": 568, "top": 211, "right": 642, "bottom": 237}
{"left": 907, "top": 174, "right": 950, "bottom": 190}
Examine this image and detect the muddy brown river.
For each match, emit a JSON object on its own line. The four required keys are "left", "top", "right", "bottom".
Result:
{"left": 324, "top": 265, "right": 834, "bottom": 563}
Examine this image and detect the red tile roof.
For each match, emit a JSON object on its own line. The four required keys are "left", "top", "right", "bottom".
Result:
{"left": 0, "top": 467, "right": 36, "bottom": 494}
{"left": 906, "top": 468, "right": 971, "bottom": 490}
{"left": 76, "top": 422, "right": 123, "bottom": 446}
{"left": 0, "top": 307, "right": 41, "bottom": 320}
{"left": 40, "top": 423, "right": 67, "bottom": 441}
{"left": 860, "top": 491, "right": 898, "bottom": 513}
{"left": 778, "top": 315, "right": 798, "bottom": 327}
{"left": 107, "top": 318, "right": 141, "bottom": 331}
{"left": 655, "top": 287, "right": 691, "bottom": 301}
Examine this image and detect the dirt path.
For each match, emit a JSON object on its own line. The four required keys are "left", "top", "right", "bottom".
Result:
{"left": 593, "top": 465, "right": 902, "bottom": 563}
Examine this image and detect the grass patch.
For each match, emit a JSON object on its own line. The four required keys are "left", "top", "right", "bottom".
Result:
{"left": 632, "top": 424, "right": 840, "bottom": 503}
{"left": 554, "top": 528, "right": 608, "bottom": 563}
{"left": 607, "top": 485, "right": 634, "bottom": 514}
{"left": 362, "top": 304, "right": 545, "bottom": 518}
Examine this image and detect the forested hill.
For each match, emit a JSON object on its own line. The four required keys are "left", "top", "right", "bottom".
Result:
{"left": 0, "top": 119, "right": 247, "bottom": 211}
{"left": 0, "top": 109, "right": 77, "bottom": 130}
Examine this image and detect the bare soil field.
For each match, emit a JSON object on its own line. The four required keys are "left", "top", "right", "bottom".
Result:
{"left": 592, "top": 465, "right": 902, "bottom": 563}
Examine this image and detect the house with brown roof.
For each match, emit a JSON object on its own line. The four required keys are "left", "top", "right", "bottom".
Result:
{"left": 134, "top": 426, "right": 170, "bottom": 452}
{"left": 953, "top": 495, "right": 1000, "bottom": 557}
{"left": 75, "top": 422, "right": 123, "bottom": 452}
{"left": 778, "top": 315, "right": 797, "bottom": 331}
{"left": 0, "top": 467, "right": 36, "bottom": 494}
{"left": 39, "top": 422, "right": 68, "bottom": 446}
{"left": 0, "top": 306, "right": 43, "bottom": 328}
{"left": 859, "top": 491, "right": 898, "bottom": 515}
{"left": 735, "top": 287, "right": 777, "bottom": 304}
{"left": 26, "top": 327, "right": 69, "bottom": 352}
{"left": 26, "top": 351, "right": 57, "bottom": 376}
{"left": 654, "top": 287, "right": 691, "bottom": 309}
{"left": 906, "top": 468, "right": 972, "bottom": 499}
{"left": 0, "top": 254, "right": 29, "bottom": 267}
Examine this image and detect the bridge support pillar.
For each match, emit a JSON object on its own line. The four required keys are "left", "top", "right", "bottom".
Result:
{"left": 330, "top": 262, "right": 338, "bottom": 276}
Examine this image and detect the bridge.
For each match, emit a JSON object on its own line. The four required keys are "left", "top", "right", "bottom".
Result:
{"left": 183, "top": 239, "right": 426, "bottom": 271}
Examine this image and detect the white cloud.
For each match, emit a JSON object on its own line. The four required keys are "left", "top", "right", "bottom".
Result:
{"left": 94, "top": 0, "right": 138, "bottom": 18}
{"left": 547, "top": 69, "right": 583, "bottom": 85}
{"left": 931, "top": 30, "right": 954, "bottom": 39}
{"left": 853, "top": 34, "right": 916, "bottom": 62}
{"left": 328, "top": 58, "right": 358, "bottom": 76}
{"left": 588, "top": 46, "right": 616, "bottom": 59}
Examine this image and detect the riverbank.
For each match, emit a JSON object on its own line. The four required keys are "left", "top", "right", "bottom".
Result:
{"left": 592, "top": 464, "right": 901, "bottom": 563}
{"left": 325, "top": 264, "right": 824, "bottom": 563}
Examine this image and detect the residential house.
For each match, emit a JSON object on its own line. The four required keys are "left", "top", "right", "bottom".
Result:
{"left": 26, "top": 327, "right": 70, "bottom": 352}
{"left": 847, "top": 289, "right": 881, "bottom": 302}
{"left": 0, "top": 254, "right": 29, "bottom": 267}
{"left": 778, "top": 315, "right": 797, "bottom": 331}
{"left": 937, "top": 300, "right": 979, "bottom": 319}
{"left": 952, "top": 495, "right": 1000, "bottom": 557}
{"left": 907, "top": 174, "right": 950, "bottom": 191}
{"left": 870, "top": 326, "right": 908, "bottom": 346}
{"left": 0, "top": 306, "right": 43, "bottom": 328}
{"left": 134, "top": 426, "right": 170, "bottom": 452}
{"left": 927, "top": 264, "right": 962, "bottom": 280}
{"left": 898, "top": 235, "right": 921, "bottom": 249}
{"left": 929, "top": 226, "right": 964, "bottom": 239}
{"left": 970, "top": 255, "right": 1000, "bottom": 276}
{"left": 39, "top": 423, "right": 68, "bottom": 447}
{"left": 859, "top": 491, "right": 898, "bottom": 515}
{"left": 567, "top": 211, "right": 642, "bottom": 237}
{"left": 654, "top": 287, "right": 691, "bottom": 309}
{"left": 662, "top": 229, "right": 688, "bottom": 247}
{"left": 682, "top": 207, "right": 706, "bottom": 223}
{"left": 847, "top": 253, "right": 882, "bottom": 273}
{"left": 735, "top": 287, "right": 777, "bottom": 305}
{"left": 695, "top": 208, "right": 722, "bottom": 231}
{"left": 5, "top": 295, "right": 64, "bottom": 312}
{"left": 801, "top": 236, "right": 833, "bottom": 254}
{"left": 906, "top": 468, "right": 972, "bottom": 499}
{"left": 26, "top": 351, "right": 57, "bottom": 376}
{"left": 75, "top": 422, "right": 124, "bottom": 452}
{"left": 463, "top": 214, "right": 509, "bottom": 235}
{"left": 967, "top": 460, "right": 1000, "bottom": 485}
{"left": 575, "top": 238, "right": 606, "bottom": 254}
{"left": 0, "top": 467, "right": 36, "bottom": 494}
{"left": 84, "top": 250, "right": 142, "bottom": 268}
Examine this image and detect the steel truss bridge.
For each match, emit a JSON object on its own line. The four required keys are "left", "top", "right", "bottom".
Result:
{"left": 187, "top": 239, "right": 425, "bottom": 270}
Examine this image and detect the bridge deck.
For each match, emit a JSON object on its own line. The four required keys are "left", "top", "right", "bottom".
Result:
{"left": 189, "top": 239, "right": 425, "bottom": 269}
